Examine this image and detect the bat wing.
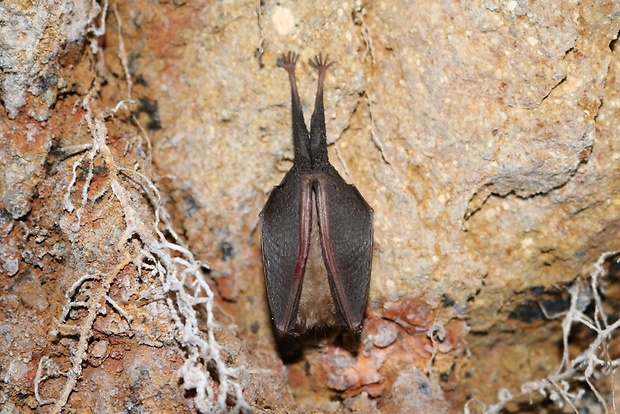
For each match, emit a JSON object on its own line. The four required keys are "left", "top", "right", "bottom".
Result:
{"left": 260, "top": 170, "right": 313, "bottom": 333}
{"left": 315, "top": 167, "right": 373, "bottom": 330}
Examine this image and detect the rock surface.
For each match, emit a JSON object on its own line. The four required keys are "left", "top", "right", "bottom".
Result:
{"left": 0, "top": 0, "right": 619, "bottom": 412}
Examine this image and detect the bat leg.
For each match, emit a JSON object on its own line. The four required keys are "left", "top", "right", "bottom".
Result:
{"left": 278, "top": 51, "right": 310, "bottom": 162}
{"left": 309, "top": 53, "right": 336, "bottom": 163}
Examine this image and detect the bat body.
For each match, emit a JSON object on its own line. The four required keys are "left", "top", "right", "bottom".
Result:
{"left": 260, "top": 52, "right": 373, "bottom": 335}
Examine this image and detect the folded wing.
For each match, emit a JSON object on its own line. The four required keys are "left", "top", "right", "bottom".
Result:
{"left": 260, "top": 170, "right": 313, "bottom": 333}
{"left": 315, "top": 167, "right": 373, "bottom": 330}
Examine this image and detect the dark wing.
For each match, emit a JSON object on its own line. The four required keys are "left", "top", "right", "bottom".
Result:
{"left": 314, "top": 167, "right": 373, "bottom": 330}
{"left": 260, "top": 170, "right": 313, "bottom": 333}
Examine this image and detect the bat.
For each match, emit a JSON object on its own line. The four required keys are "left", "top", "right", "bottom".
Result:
{"left": 260, "top": 51, "right": 373, "bottom": 335}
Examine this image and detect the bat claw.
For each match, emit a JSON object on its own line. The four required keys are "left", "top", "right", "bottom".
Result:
{"left": 277, "top": 51, "right": 299, "bottom": 70}
{"left": 309, "top": 53, "right": 336, "bottom": 71}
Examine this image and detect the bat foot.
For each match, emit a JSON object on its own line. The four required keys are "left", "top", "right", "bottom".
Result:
{"left": 309, "top": 53, "right": 336, "bottom": 72}
{"left": 277, "top": 51, "right": 299, "bottom": 71}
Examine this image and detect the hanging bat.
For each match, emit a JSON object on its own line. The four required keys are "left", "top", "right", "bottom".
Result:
{"left": 260, "top": 51, "right": 373, "bottom": 335}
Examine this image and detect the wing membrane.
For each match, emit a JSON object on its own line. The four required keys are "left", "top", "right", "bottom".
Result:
{"left": 315, "top": 168, "right": 373, "bottom": 330}
{"left": 260, "top": 170, "right": 313, "bottom": 333}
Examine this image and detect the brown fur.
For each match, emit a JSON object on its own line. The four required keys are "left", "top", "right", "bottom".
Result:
{"left": 296, "top": 195, "right": 337, "bottom": 332}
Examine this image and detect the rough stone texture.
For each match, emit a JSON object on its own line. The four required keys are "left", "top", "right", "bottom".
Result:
{"left": 1, "top": 0, "right": 619, "bottom": 412}
{"left": 0, "top": 0, "right": 101, "bottom": 120}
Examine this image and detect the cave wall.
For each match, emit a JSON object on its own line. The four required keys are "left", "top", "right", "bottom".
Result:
{"left": 1, "top": 0, "right": 619, "bottom": 412}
